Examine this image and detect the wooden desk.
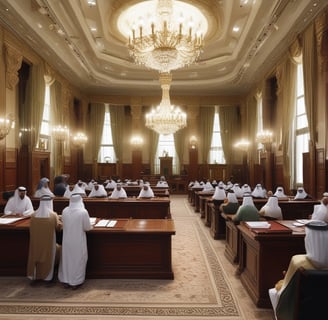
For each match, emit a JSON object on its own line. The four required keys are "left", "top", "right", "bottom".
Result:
{"left": 237, "top": 221, "right": 305, "bottom": 308}
{"left": 194, "top": 190, "right": 214, "bottom": 213}
{"left": 250, "top": 199, "right": 319, "bottom": 220}
{"left": 221, "top": 214, "right": 239, "bottom": 264}
{"left": 30, "top": 197, "right": 171, "bottom": 219}
{"left": 0, "top": 217, "right": 175, "bottom": 279}
{"left": 210, "top": 200, "right": 226, "bottom": 239}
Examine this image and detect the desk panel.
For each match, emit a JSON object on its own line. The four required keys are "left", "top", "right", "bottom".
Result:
{"left": 30, "top": 197, "right": 171, "bottom": 219}
{"left": 0, "top": 218, "right": 175, "bottom": 279}
{"left": 237, "top": 222, "right": 305, "bottom": 308}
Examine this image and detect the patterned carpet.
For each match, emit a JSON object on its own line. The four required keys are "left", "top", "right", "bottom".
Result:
{"left": 0, "top": 195, "right": 274, "bottom": 320}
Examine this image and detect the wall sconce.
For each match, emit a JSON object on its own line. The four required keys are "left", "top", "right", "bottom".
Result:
{"left": 234, "top": 139, "right": 250, "bottom": 152}
{"left": 0, "top": 114, "right": 14, "bottom": 140}
{"left": 256, "top": 130, "right": 273, "bottom": 151}
{"left": 53, "top": 125, "right": 69, "bottom": 142}
{"left": 72, "top": 132, "right": 88, "bottom": 147}
{"left": 130, "top": 135, "right": 144, "bottom": 147}
{"left": 189, "top": 135, "right": 198, "bottom": 149}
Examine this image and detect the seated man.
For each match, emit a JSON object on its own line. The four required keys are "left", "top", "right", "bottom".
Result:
{"left": 53, "top": 174, "right": 70, "bottom": 197}
{"left": 88, "top": 182, "right": 107, "bottom": 198}
{"left": 137, "top": 183, "right": 154, "bottom": 198}
{"left": 109, "top": 183, "right": 127, "bottom": 199}
{"left": 232, "top": 194, "right": 259, "bottom": 222}
{"left": 311, "top": 196, "right": 328, "bottom": 222}
{"left": 34, "top": 177, "right": 54, "bottom": 198}
{"left": 27, "top": 195, "right": 62, "bottom": 285}
{"left": 273, "top": 186, "right": 289, "bottom": 199}
{"left": 4, "top": 186, "right": 34, "bottom": 216}
{"left": 220, "top": 192, "right": 239, "bottom": 214}
{"left": 156, "top": 176, "right": 169, "bottom": 188}
{"left": 293, "top": 187, "right": 312, "bottom": 200}
{"left": 259, "top": 196, "right": 283, "bottom": 220}
{"left": 212, "top": 186, "right": 226, "bottom": 200}
{"left": 269, "top": 220, "right": 328, "bottom": 318}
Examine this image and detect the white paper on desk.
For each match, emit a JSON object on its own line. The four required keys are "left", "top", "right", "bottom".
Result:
{"left": 107, "top": 220, "right": 117, "bottom": 227}
{"left": 296, "top": 219, "right": 311, "bottom": 225}
{"left": 95, "top": 219, "right": 109, "bottom": 227}
{"left": 246, "top": 221, "right": 271, "bottom": 229}
{"left": 89, "top": 217, "right": 97, "bottom": 225}
{"left": 0, "top": 217, "right": 24, "bottom": 224}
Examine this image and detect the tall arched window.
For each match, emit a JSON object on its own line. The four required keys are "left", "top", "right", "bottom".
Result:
{"left": 293, "top": 62, "right": 309, "bottom": 185}
{"left": 209, "top": 109, "right": 225, "bottom": 164}
{"left": 98, "top": 104, "right": 116, "bottom": 163}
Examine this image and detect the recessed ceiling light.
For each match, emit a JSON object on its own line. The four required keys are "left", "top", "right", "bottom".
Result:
{"left": 233, "top": 26, "right": 240, "bottom": 32}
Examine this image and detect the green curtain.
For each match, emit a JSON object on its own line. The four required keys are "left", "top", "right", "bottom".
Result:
{"left": 174, "top": 127, "right": 186, "bottom": 174}
{"left": 149, "top": 129, "right": 159, "bottom": 174}
{"left": 246, "top": 96, "right": 258, "bottom": 162}
{"left": 89, "top": 103, "right": 105, "bottom": 162}
{"left": 276, "top": 55, "right": 297, "bottom": 190}
{"left": 302, "top": 22, "right": 317, "bottom": 144}
{"left": 200, "top": 106, "right": 215, "bottom": 163}
{"left": 218, "top": 105, "right": 240, "bottom": 164}
{"left": 50, "top": 80, "right": 62, "bottom": 176}
{"left": 109, "top": 105, "right": 125, "bottom": 162}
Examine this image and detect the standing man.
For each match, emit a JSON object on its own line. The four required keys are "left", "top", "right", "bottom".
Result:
{"left": 4, "top": 186, "right": 34, "bottom": 216}
{"left": 27, "top": 195, "right": 62, "bottom": 285}
{"left": 58, "top": 194, "right": 92, "bottom": 289}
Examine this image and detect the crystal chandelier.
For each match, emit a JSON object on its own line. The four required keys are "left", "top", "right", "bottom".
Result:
{"left": 146, "top": 73, "right": 186, "bottom": 135}
{"left": 256, "top": 130, "right": 273, "bottom": 151}
{"left": 53, "top": 125, "right": 69, "bottom": 142}
{"left": 126, "top": 0, "right": 206, "bottom": 73}
{"left": 72, "top": 132, "right": 88, "bottom": 147}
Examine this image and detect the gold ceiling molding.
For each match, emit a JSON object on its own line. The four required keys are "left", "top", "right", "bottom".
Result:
{"left": 4, "top": 43, "right": 22, "bottom": 90}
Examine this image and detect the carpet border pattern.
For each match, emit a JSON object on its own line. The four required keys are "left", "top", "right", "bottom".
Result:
{"left": 0, "top": 210, "right": 239, "bottom": 317}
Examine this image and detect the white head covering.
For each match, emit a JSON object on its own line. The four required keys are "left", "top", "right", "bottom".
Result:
{"left": 105, "top": 179, "right": 117, "bottom": 189}
{"left": 305, "top": 221, "right": 328, "bottom": 268}
{"left": 274, "top": 186, "right": 288, "bottom": 198}
{"left": 218, "top": 181, "right": 226, "bottom": 189}
{"left": 34, "top": 177, "right": 54, "bottom": 198}
{"left": 110, "top": 183, "right": 128, "bottom": 198}
{"left": 311, "top": 203, "right": 328, "bottom": 223}
{"left": 68, "top": 194, "right": 85, "bottom": 210}
{"left": 156, "top": 177, "right": 169, "bottom": 188}
{"left": 34, "top": 195, "right": 53, "bottom": 218}
{"left": 260, "top": 196, "right": 282, "bottom": 219}
{"left": 227, "top": 192, "right": 238, "bottom": 203}
{"left": 138, "top": 184, "right": 154, "bottom": 198}
{"left": 86, "top": 179, "right": 96, "bottom": 191}
{"left": 252, "top": 184, "right": 265, "bottom": 198}
{"left": 241, "top": 184, "right": 252, "bottom": 194}
{"left": 241, "top": 195, "right": 255, "bottom": 207}
{"left": 203, "top": 181, "right": 214, "bottom": 191}
{"left": 191, "top": 181, "right": 201, "bottom": 189}
{"left": 212, "top": 186, "right": 226, "bottom": 200}
{"left": 88, "top": 183, "right": 107, "bottom": 197}
{"left": 71, "top": 184, "right": 86, "bottom": 197}
{"left": 225, "top": 181, "right": 233, "bottom": 191}
{"left": 231, "top": 184, "right": 243, "bottom": 198}
{"left": 294, "top": 187, "right": 308, "bottom": 199}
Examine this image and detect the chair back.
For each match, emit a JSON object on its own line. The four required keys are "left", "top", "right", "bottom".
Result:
{"left": 276, "top": 267, "right": 328, "bottom": 320}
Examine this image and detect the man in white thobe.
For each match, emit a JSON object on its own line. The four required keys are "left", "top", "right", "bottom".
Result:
{"left": 58, "top": 194, "right": 92, "bottom": 289}
{"left": 4, "top": 186, "right": 34, "bottom": 216}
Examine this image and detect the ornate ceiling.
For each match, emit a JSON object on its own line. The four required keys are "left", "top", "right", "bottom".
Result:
{"left": 0, "top": 0, "right": 326, "bottom": 97}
